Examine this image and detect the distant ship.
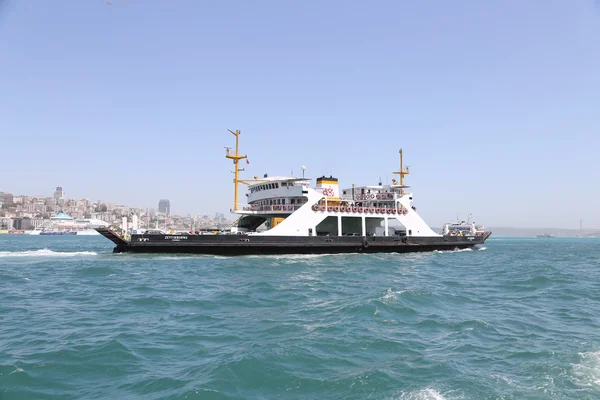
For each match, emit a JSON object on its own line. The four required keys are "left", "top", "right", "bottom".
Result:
{"left": 28, "top": 212, "right": 108, "bottom": 235}
{"left": 97, "top": 130, "right": 492, "bottom": 255}
{"left": 536, "top": 233, "right": 555, "bottom": 238}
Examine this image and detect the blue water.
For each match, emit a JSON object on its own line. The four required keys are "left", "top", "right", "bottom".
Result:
{"left": 1, "top": 236, "right": 600, "bottom": 399}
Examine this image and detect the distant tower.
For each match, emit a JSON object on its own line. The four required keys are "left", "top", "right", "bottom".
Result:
{"left": 158, "top": 199, "right": 170, "bottom": 216}
{"left": 53, "top": 186, "right": 64, "bottom": 200}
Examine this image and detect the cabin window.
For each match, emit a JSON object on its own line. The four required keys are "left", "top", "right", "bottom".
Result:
{"left": 361, "top": 188, "right": 365, "bottom": 194}
{"left": 343, "top": 191, "right": 346, "bottom": 195}
{"left": 409, "top": 230, "right": 412, "bottom": 235}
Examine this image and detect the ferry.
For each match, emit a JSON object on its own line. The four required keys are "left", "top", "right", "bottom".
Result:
{"left": 97, "top": 130, "right": 491, "bottom": 255}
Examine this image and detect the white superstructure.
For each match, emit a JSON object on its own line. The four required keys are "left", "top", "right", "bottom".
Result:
{"left": 234, "top": 176, "right": 439, "bottom": 237}
{"left": 224, "top": 130, "right": 454, "bottom": 238}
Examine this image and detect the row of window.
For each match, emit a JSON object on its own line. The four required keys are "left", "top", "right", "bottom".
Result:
{"left": 253, "top": 198, "right": 307, "bottom": 206}
{"left": 250, "top": 181, "right": 296, "bottom": 193}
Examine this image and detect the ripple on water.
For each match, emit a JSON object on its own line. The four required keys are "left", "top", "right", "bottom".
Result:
{"left": 2, "top": 236, "right": 600, "bottom": 399}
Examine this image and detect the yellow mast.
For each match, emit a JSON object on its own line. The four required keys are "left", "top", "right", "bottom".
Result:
{"left": 225, "top": 129, "right": 247, "bottom": 211}
{"left": 393, "top": 149, "right": 410, "bottom": 194}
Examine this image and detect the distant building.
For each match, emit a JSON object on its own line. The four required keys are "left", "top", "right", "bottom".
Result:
{"left": 12, "top": 217, "right": 33, "bottom": 230}
{"left": 158, "top": 199, "right": 170, "bottom": 216}
{"left": 1, "top": 193, "right": 13, "bottom": 204}
{"left": 53, "top": 186, "right": 65, "bottom": 200}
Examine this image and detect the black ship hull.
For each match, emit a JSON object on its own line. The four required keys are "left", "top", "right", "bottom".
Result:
{"left": 97, "top": 228, "right": 491, "bottom": 256}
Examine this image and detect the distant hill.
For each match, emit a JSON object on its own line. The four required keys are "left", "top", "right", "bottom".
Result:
{"left": 486, "top": 227, "right": 599, "bottom": 238}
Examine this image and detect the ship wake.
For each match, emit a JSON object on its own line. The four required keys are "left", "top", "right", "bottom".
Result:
{"left": 0, "top": 249, "right": 98, "bottom": 257}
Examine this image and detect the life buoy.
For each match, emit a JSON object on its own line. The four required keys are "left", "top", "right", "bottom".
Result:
{"left": 375, "top": 208, "right": 380, "bottom": 213}
{"left": 358, "top": 207, "right": 363, "bottom": 212}
{"left": 403, "top": 209, "right": 408, "bottom": 214}
{"left": 370, "top": 208, "right": 375, "bottom": 213}
{"left": 387, "top": 209, "right": 392, "bottom": 214}
{"left": 376, "top": 194, "right": 381, "bottom": 199}
{"left": 334, "top": 206, "right": 339, "bottom": 212}
{"left": 392, "top": 209, "right": 397, "bottom": 214}
{"left": 321, "top": 206, "right": 326, "bottom": 211}
{"left": 388, "top": 193, "right": 393, "bottom": 199}
{"left": 353, "top": 207, "right": 358, "bottom": 212}
{"left": 328, "top": 206, "right": 333, "bottom": 212}
{"left": 288, "top": 205, "right": 292, "bottom": 210}
{"left": 312, "top": 205, "right": 318, "bottom": 211}
{"left": 341, "top": 207, "right": 346, "bottom": 212}
{"left": 362, "top": 238, "right": 369, "bottom": 248}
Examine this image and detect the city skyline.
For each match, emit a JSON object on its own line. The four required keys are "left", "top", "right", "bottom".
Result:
{"left": 1, "top": 1, "right": 599, "bottom": 228}
{"left": 0, "top": 185, "right": 223, "bottom": 219}
{"left": 0, "top": 185, "right": 232, "bottom": 232}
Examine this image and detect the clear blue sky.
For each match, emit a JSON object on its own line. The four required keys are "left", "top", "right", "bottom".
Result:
{"left": 1, "top": 0, "right": 599, "bottom": 229}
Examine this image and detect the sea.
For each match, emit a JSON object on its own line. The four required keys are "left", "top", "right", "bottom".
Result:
{"left": 1, "top": 235, "right": 600, "bottom": 400}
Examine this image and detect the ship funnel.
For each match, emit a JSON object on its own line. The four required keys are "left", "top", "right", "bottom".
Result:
{"left": 316, "top": 176, "right": 340, "bottom": 198}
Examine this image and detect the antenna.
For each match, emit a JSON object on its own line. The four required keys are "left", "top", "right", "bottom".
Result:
{"left": 225, "top": 129, "right": 247, "bottom": 211}
{"left": 393, "top": 148, "right": 410, "bottom": 194}
{"left": 301, "top": 165, "right": 306, "bottom": 179}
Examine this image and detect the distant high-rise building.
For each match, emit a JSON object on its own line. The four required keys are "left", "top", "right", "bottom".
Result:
{"left": 53, "top": 186, "right": 64, "bottom": 200}
{"left": 158, "top": 199, "right": 170, "bottom": 216}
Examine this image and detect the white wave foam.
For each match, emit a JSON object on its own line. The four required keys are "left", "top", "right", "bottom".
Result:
{"left": 248, "top": 254, "right": 332, "bottom": 260}
{"left": 397, "top": 388, "right": 447, "bottom": 400}
{"left": 381, "top": 288, "right": 407, "bottom": 301}
{"left": 8, "top": 367, "right": 24, "bottom": 376}
{"left": 477, "top": 246, "right": 487, "bottom": 251}
{"left": 571, "top": 351, "right": 600, "bottom": 390}
{"left": 0, "top": 249, "right": 97, "bottom": 258}
{"left": 433, "top": 248, "right": 473, "bottom": 254}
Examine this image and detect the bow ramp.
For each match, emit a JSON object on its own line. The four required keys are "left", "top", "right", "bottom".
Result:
{"left": 95, "top": 227, "right": 130, "bottom": 249}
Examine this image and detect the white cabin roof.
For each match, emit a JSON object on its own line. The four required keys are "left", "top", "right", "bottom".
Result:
{"left": 248, "top": 177, "right": 310, "bottom": 187}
